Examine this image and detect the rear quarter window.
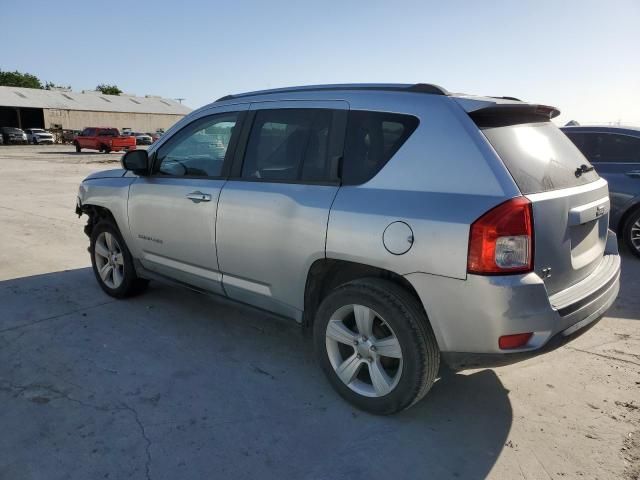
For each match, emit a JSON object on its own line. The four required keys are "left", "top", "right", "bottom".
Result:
{"left": 482, "top": 122, "right": 599, "bottom": 194}
{"left": 341, "top": 111, "right": 419, "bottom": 185}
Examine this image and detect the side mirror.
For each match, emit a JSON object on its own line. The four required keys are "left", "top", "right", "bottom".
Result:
{"left": 122, "top": 149, "right": 149, "bottom": 175}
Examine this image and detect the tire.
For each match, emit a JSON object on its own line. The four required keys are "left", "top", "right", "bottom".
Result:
{"left": 101, "top": 144, "right": 111, "bottom": 154}
{"left": 89, "top": 221, "right": 149, "bottom": 298}
{"left": 74, "top": 142, "right": 81, "bottom": 153}
{"left": 313, "top": 278, "right": 439, "bottom": 415}
{"left": 622, "top": 207, "right": 640, "bottom": 258}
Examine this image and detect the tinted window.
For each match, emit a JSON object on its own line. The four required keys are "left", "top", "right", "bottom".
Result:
{"left": 595, "top": 133, "right": 640, "bottom": 162}
{"left": 482, "top": 122, "right": 599, "bottom": 194}
{"left": 98, "top": 128, "right": 119, "bottom": 136}
{"left": 341, "top": 111, "right": 419, "bottom": 185}
{"left": 156, "top": 112, "right": 240, "bottom": 177}
{"left": 242, "top": 109, "right": 335, "bottom": 182}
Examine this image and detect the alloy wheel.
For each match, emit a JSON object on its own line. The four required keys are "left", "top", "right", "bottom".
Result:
{"left": 631, "top": 218, "right": 640, "bottom": 253}
{"left": 325, "top": 304, "right": 403, "bottom": 398}
{"left": 94, "top": 232, "right": 125, "bottom": 289}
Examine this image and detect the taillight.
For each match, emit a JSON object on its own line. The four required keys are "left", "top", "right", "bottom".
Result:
{"left": 467, "top": 197, "right": 533, "bottom": 274}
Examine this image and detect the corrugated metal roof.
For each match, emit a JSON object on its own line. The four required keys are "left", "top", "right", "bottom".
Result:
{"left": 0, "top": 86, "right": 191, "bottom": 115}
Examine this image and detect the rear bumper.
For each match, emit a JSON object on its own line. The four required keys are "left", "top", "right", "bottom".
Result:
{"left": 405, "top": 230, "right": 621, "bottom": 369}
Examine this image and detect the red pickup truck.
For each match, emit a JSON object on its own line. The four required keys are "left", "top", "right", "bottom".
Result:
{"left": 74, "top": 127, "right": 137, "bottom": 153}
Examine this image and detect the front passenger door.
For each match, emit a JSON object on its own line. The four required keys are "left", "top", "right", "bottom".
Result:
{"left": 127, "top": 106, "right": 247, "bottom": 293}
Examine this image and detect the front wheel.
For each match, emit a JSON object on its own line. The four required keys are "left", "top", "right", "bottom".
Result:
{"left": 90, "top": 221, "right": 149, "bottom": 298}
{"left": 622, "top": 207, "right": 640, "bottom": 258}
{"left": 74, "top": 142, "right": 81, "bottom": 152}
{"left": 313, "top": 278, "right": 439, "bottom": 415}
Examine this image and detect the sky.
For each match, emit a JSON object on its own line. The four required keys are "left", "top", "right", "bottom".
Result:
{"left": 1, "top": 0, "right": 639, "bottom": 126}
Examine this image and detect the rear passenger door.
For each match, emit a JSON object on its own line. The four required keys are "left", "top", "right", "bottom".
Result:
{"left": 216, "top": 101, "right": 348, "bottom": 320}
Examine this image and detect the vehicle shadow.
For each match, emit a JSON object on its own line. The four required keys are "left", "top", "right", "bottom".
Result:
{"left": 0, "top": 268, "right": 511, "bottom": 480}
{"left": 610, "top": 249, "right": 640, "bottom": 320}
{"left": 36, "top": 151, "right": 113, "bottom": 155}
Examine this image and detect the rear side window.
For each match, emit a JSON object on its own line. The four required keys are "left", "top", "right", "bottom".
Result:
{"left": 241, "top": 108, "right": 337, "bottom": 183}
{"left": 341, "top": 111, "right": 419, "bottom": 185}
{"left": 482, "top": 122, "right": 599, "bottom": 194}
{"left": 592, "top": 133, "right": 640, "bottom": 162}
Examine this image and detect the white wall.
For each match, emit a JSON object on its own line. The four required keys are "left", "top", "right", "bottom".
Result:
{"left": 43, "top": 109, "right": 185, "bottom": 132}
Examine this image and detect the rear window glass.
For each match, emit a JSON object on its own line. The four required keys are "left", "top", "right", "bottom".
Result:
{"left": 99, "top": 129, "right": 119, "bottom": 136}
{"left": 482, "top": 122, "right": 599, "bottom": 194}
{"left": 342, "top": 111, "right": 419, "bottom": 185}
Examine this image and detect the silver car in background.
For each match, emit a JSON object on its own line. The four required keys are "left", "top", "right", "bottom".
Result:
{"left": 76, "top": 83, "right": 620, "bottom": 414}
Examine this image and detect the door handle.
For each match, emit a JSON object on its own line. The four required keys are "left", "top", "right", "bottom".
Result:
{"left": 626, "top": 170, "right": 640, "bottom": 178}
{"left": 186, "top": 191, "right": 212, "bottom": 203}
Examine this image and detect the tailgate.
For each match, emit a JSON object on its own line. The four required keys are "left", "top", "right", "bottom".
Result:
{"left": 479, "top": 119, "right": 606, "bottom": 295}
{"left": 527, "top": 179, "right": 609, "bottom": 295}
{"left": 112, "top": 136, "right": 136, "bottom": 147}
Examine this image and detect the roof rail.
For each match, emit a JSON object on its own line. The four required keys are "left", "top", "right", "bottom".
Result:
{"left": 489, "top": 96, "right": 522, "bottom": 102}
{"left": 215, "top": 83, "right": 449, "bottom": 102}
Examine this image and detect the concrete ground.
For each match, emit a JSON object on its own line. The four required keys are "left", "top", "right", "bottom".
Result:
{"left": 0, "top": 144, "right": 638, "bottom": 480}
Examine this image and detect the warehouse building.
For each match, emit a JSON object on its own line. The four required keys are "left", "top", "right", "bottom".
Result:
{"left": 0, "top": 86, "right": 191, "bottom": 132}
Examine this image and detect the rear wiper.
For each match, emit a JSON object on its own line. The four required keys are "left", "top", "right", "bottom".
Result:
{"left": 575, "top": 164, "right": 595, "bottom": 177}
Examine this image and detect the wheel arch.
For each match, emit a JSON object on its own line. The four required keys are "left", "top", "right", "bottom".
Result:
{"left": 303, "top": 258, "right": 427, "bottom": 329}
{"left": 79, "top": 204, "right": 119, "bottom": 238}
{"left": 617, "top": 199, "right": 640, "bottom": 234}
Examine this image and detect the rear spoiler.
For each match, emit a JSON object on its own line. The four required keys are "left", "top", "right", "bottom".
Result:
{"left": 453, "top": 96, "right": 560, "bottom": 128}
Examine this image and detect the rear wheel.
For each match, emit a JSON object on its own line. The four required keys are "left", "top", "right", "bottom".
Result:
{"left": 90, "top": 221, "right": 149, "bottom": 298}
{"left": 313, "top": 278, "right": 439, "bottom": 415}
{"left": 622, "top": 207, "right": 640, "bottom": 258}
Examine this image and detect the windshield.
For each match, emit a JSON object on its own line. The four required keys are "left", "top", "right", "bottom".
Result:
{"left": 2, "top": 127, "right": 23, "bottom": 133}
{"left": 482, "top": 122, "right": 600, "bottom": 194}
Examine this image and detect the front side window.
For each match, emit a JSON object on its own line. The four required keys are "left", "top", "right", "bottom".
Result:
{"left": 156, "top": 112, "right": 240, "bottom": 177}
{"left": 241, "top": 108, "right": 335, "bottom": 182}
{"left": 341, "top": 111, "right": 419, "bottom": 185}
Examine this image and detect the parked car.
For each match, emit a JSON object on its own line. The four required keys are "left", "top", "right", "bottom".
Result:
{"left": 146, "top": 132, "right": 162, "bottom": 142}
{"left": 74, "top": 127, "right": 137, "bottom": 153}
{"left": 1, "top": 127, "right": 28, "bottom": 144}
{"left": 0, "top": 133, "right": 3, "bottom": 145}
{"left": 61, "top": 130, "right": 82, "bottom": 144}
{"left": 25, "top": 128, "right": 55, "bottom": 145}
{"left": 75, "top": 83, "right": 620, "bottom": 414}
{"left": 561, "top": 126, "right": 640, "bottom": 258}
{"left": 132, "top": 132, "right": 153, "bottom": 145}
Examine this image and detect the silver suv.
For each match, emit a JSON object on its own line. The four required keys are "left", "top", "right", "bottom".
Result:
{"left": 76, "top": 83, "right": 621, "bottom": 414}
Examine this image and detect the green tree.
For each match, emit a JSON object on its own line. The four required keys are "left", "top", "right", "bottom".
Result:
{"left": 96, "top": 84, "right": 122, "bottom": 95}
{"left": 0, "top": 69, "right": 43, "bottom": 89}
{"left": 44, "top": 81, "right": 71, "bottom": 90}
